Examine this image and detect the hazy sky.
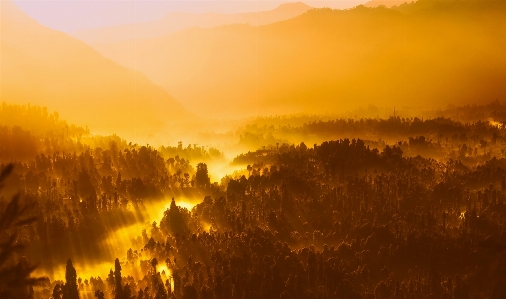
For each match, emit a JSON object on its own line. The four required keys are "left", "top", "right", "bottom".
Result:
{"left": 12, "top": 0, "right": 366, "bottom": 32}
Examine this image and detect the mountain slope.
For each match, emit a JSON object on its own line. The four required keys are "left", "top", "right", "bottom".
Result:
{"left": 0, "top": 0, "right": 192, "bottom": 138}
{"left": 71, "top": 2, "right": 313, "bottom": 44}
{"left": 93, "top": 1, "right": 506, "bottom": 119}
{"left": 364, "top": 0, "right": 415, "bottom": 8}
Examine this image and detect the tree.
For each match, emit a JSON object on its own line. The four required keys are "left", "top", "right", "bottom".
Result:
{"left": 94, "top": 290, "right": 105, "bottom": 299}
{"left": 480, "top": 139, "right": 488, "bottom": 148}
{"left": 151, "top": 258, "right": 158, "bottom": 274}
{"left": 183, "top": 173, "right": 190, "bottom": 187}
{"left": 52, "top": 284, "right": 64, "bottom": 299}
{"left": 195, "top": 163, "right": 210, "bottom": 189}
{"left": 123, "top": 283, "right": 134, "bottom": 299}
{"left": 63, "top": 259, "right": 79, "bottom": 299}
{"left": 167, "top": 158, "right": 175, "bottom": 168}
{"left": 114, "top": 258, "right": 123, "bottom": 299}
{"left": 0, "top": 164, "right": 42, "bottom": 298}
{"left": 107, "top": 269, "right": 115, "bottom": 289}
{"left": 153, "top": 277, "right": 168, "bottom": 299}
{"left": 160, "top": 198, "right": 189, "bottom": 235}
{"left": 374, "top": 281, "right": 391, "bottom": 299}
{"left": 77, "top": 169, "right": 96, "bottom": 199}
{"left": 182, "top": 285, "right": 197, "bottom": 299}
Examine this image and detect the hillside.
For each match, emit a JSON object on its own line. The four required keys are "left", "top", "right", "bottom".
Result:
{"left": 0, "top": 0, "right": 192, "bottom": 139}
{"left": 71, "top": 2, "right": 313, "bottom": 44}
{"left": 364, "top": 0, "right": 415, "bottom": 7}
{"left": 92, "top": 0, "right": 506, "bottom": 119}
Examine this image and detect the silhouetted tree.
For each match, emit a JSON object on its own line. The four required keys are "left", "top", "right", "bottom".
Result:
{"left": 114, "top": 258, "right": 123, "bottom": 299}
{"left": 0, "top": 164, "right": 42, "bottom": 298}
{"left": 52, "top": 284, "right": 63, "bottom": 299}
{"left": 63, "top": 259, "right": 79, "bottom": 299}
{"left": 94, "top": 290, "right": 105, "bottom": 299}
{"left": 195, "top": 163, "right": 210, "bottom": 188}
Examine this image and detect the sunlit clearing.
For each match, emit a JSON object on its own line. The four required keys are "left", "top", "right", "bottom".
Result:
{"left": 206, "top": 161, "right": 245, "bottom": 183}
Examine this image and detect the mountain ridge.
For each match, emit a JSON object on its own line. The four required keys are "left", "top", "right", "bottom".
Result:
{"left": 92, "top": 2, "right": 506, "bottom": 119}
{"left": 1, "top": 0, "right": 193, "bottom": 140}
{"left": 70, "top": 2, "right": 313, "bottom": 44}
{"left": 364, "top": 0, "right": 415, "bottom": 8}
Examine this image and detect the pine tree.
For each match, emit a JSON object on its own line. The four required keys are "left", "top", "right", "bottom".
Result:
{"left": 114, "top": 258, "right": 124, "bottom": 299}
{"left": 63, "top": 259, "right": 79, "bottom": 299}
{"left": 94, "top": 290, "right": 105, "bottom": 299}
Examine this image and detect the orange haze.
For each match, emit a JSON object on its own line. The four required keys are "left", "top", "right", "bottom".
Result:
{"left": 91, "top": 1, "right": 506, "bottom": 119}
{"left": 1, "top": 0, "right": 192, "bottom": 140}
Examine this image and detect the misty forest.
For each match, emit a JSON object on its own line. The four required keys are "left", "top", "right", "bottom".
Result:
{"left": 2, "top": 0, "right": 506, "bottom": 299}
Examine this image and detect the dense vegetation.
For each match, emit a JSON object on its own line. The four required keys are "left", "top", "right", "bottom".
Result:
{"left": 3, "top": 103, "right": 506, "bottom": 299}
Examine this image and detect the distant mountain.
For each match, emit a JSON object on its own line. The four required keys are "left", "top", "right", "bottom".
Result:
{"left": 1, "top": 0, "right": 192, "bottom": 138}
{"left": 364, "top": 0, "right": 415, "bottom": 8}
{"left": 71, "top": 2, "right": 313, "bottom": 44}
{"left": 93, "top": 0, "right": 506, "bottom": 119}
